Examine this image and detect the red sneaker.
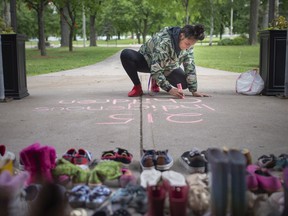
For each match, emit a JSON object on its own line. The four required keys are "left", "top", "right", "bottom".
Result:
{"left": 128, "top": 84, "right": 143, "bottom": 97}
{"left": 151, "top": 79, "right": 160, "bottom": 93}
{"left": 62, "top": 148, "right": 77, "bottom": 163}
{"left": 73, "top": 149, "right": 92, "bottom": 167}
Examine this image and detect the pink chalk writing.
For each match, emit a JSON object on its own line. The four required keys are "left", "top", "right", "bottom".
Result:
{"left": 33, "top": 98, "right": 215, "bottom": 125}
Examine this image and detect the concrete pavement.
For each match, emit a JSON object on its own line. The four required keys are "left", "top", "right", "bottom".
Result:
{"left": 0, "top": 47, "right": 288, "bottom": 172}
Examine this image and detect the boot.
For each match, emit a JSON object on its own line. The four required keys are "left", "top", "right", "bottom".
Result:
{"left": 169, "top": 185, "right": 189, "bottom": 216}
{"left": 146, "top": 184, "right": 166, "bottom": 216}
{"left": 151, "top": 79, "right": 160, "bottom": 93}
{"left": 207, "top": 148, "right": 229, "bottom": 216}
{"left": 228, "top": 149, "right": 247, "bottom": 216}
{"left": 128, "top": 84, "right": 143, "bottom": 97}
{"left": 38, "top": 146, "right": 56, "bottom": 183}
{"left": 20, "top": 143, "right": 41, "bottom": 184}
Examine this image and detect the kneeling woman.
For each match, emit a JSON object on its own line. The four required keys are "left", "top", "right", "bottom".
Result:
{"left": 120, "top": 24, "right": 209, "bottom": 98}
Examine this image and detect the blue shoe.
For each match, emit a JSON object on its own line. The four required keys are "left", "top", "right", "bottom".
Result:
{"left": 110, "top": 187, "right": 133, "bottom": 211}
{"left": 125, "top": 184, "right": 148, "bottom": 214}
{"left": 86, "top": 185, "right": 112, "bottom": 209}
{"left": 155, "top": 150, "right": 173, "bottom": 171}
{"left": 140, "top": 149, "right": 157, "bottom": 170}
{"left": 68, "top": 185, "right": 90, "bottom": 208}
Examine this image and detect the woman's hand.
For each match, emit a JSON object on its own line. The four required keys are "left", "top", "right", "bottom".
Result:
{"left": 169, "top": 88, "right": 185, "bottom": 99}
{"left": 192, "top": 91, "right": 210, "bottom": 97}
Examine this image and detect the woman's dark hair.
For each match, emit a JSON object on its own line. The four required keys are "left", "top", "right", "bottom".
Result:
{"left": 180, "top": 24, "right": 205, "bottom": 40}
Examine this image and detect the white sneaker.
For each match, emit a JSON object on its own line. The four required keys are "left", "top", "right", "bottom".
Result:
{"left": 140, "top": 169, "right": 162, "bottom": 188}
{"left": 161, "top": 170, "right": 186, "bottom": 186}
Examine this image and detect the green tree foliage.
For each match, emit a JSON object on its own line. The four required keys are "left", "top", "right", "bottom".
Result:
{"left": 83, "top": 0, "right": 102, "bottom": 46}
{"left": 98, "top": 0, "right": 180, "bottom": 43}
{"left": 232, "top": 0, "right": 250, "bottom": 34}
{"left": 53, "top": 0, "right": 82, "bottom": 51}
{"left": 13, "top": 0, "right": 284, "bottom": 46}
{"left": 16, "top": 0, "right": 38, "bottom": 38}
{"left": 45, "top": 4, "right": 60, "bottom": 39}
{"left": 279, "top": 0, "right": 288, "bottom": 18}
{"left": 22, "top": 0, "right": 51, "bottom": 56}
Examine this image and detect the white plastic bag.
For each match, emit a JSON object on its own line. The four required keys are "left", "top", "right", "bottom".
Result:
{"left": 236, "top": 69, "right": 264, "bottom": 95}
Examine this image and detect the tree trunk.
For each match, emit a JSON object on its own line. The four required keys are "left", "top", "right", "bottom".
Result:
{"left": 38, "top": 1, "right": 46, "bottom": 56}
{"left": 3, "top": 0, "right": 11, "bottom": 27}
{"left": 89, "top": 15, "right": 97, "bottom": 46}
{"left": 249, "top": 0, "right": 259, "bottom": 45}
{"left": 268, "top": 0, "right": 275, "bottom": 23}
{"left": 60, "top": 7, "right": 69, "bottom": 47}
{"left": 136, "top": 33, "right": 141, "bottom": 44}
{"left": 69, "top": 27, "right": 74, "bottom": 51}
{"left": 260, "top": 0, "right": 269, "bottom": 29}
{"left": 10, "top": 0, "right": 16, "bottom": 32}
{"left": 209, "top": 0, "right": 214, "bottom": 46}
{"left": 142, "top": 19, "right": 149, "bottom": 43}
{"left": 183, "top": 0, "right": 189, "bottom": 24}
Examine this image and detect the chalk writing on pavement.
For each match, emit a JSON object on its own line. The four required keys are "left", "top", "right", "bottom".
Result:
{"left": 33, "top": 98, "right": 215, "bottom": 124}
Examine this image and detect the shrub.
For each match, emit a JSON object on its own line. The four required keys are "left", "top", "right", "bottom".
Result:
{"left": 218, "top": 35, "right": 248, "bottom": 46}
{"left": 232, "top": 36, "right": 248, "bottom": 45}
{"left": 218, "top": 38, "right": 233, "bottom": 45}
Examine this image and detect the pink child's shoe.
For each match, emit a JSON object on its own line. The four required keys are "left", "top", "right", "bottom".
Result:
{"left": 246, "top": 171, "right": 258, "bottom": 191}
{"left": 39, "top": 145, "right": 56, "bottom": 183}
{"left": 20, "top": 143, "right": 56, "bottom": 184}
{"left": 247, "top": 164, "right": 281, "bottom": 193}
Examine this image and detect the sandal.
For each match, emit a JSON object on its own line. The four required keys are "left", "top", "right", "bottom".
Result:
{"left": 101, "top": 150, "right": 117, "bottom": 161}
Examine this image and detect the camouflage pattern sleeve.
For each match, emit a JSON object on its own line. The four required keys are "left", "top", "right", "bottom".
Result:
{"left": 182, "top": 48, "right": 197, "bottom": 93}
{"left": 150, "top": 42, "right": 173, "bottom": 92}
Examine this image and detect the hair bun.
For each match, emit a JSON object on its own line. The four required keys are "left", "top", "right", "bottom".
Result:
{"left": 194, "top": 24, "right": 205, "bottom": 40}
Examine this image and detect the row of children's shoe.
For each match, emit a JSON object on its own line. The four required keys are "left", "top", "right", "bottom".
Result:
{"left": 1, "top": 143, "right": 288, "bottom": 215}
{"left": 138, "top": 148, "right": 288, "bottom": 216}
{"left": 62, "top": 146, "right": 288, "bottom": 216}
{"left": 2, "top": 142, "right": 287, "bottom": 195}
{"left": 0, "top": 166, "right": 287, "bottom": 216}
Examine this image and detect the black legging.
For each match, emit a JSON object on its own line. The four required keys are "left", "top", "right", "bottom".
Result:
{"left": 120, "top": 49, "right": 187, "bottom": 89}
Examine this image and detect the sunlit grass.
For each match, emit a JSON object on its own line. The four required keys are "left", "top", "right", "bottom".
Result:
{"left": 194, "top": 45, "right": 260, "bottom": 73}
{"left": 26, "top": 40, "right": 260, "bottom": 75}
{"left": 26, "top": 46, "right": 122, "bottom": 76}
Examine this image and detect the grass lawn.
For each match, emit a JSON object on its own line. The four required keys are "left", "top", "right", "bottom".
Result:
{"left": 26, "top": 46, "right": 122, "bottom": 76}
{"left": 26, "top": 41, "right": 260, "bottom": 75}
{"left": 194, "top": 45, "right": 260, "bottom": 73}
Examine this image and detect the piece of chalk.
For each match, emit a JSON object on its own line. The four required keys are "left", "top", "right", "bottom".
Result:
{"left": 177, "top": 83, "right": 184, "bottom": 99}
{"left": 177, "top": 83, "right": 182, "bottom": 90}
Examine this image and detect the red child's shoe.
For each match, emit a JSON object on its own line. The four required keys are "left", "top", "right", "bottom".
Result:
{"left": 151, "top": 79, "right": 160, "bottom": 93}
{"left": 128, "top": 84, "right": 143, "bottom": 97}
